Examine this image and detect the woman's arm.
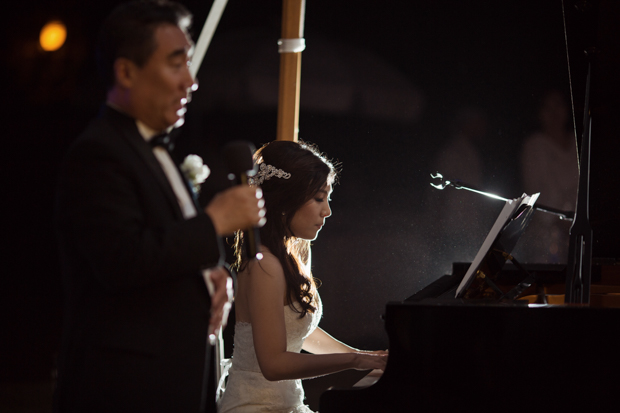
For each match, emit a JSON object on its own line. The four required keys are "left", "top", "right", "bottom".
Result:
{"left": 302, "top": 327, "right": 358, "bottom": 354}
{"left": 303, "top": 327, "right": 389, "bottom": 357}
{"left": 245, "top": 254, "right": 387, "bottom": 381}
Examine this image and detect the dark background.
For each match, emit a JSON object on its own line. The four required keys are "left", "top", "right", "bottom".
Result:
{"left": 4, "top": 0, "right": 616, "bottom": 411}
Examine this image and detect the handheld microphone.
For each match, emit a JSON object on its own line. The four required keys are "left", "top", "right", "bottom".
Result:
{"left": 223, "top": 141, "right": 262, "bottom": 260}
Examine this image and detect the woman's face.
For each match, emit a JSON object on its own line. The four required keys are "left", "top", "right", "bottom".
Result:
{"left": 289, "top": 183, "right": 332, "bottom": 240}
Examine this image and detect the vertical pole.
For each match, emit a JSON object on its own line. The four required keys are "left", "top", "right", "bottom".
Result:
{"left": 565, "top": 64, "right": 593, "bottom": 304}
{"left": 276, "top": 0, "right": 306, "bottom": 142}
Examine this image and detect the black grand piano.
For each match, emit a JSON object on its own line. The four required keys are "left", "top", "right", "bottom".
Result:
{"left": 321, "top": 1, "right": 620, "bottom": 411}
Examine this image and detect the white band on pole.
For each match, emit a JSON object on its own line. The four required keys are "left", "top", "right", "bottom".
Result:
{"left": 190, "top": 0, "right": 229, "bottom": 78}
{"left": 278, "top": 38, "right": 306, "bottom": 53}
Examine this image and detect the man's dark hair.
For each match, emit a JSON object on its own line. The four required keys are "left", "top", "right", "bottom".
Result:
{"left": 97, "top": 0, "right": 192, "bottom": 90}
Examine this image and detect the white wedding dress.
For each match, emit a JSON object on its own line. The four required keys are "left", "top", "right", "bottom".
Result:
{"left": 218, "top": 295, "right": 322, "bottom": 413}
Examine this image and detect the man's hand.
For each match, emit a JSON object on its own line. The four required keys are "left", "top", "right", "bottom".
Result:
{"left": 203, "top": 266, "right": 234, "bottom": 340}
{"left": 205, "top": 185, "right": 266, "bottom": 236}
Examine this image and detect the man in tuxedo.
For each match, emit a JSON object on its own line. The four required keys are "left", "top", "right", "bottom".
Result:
{"left": 53, "top": 1, "right": 264, "bottom": 411}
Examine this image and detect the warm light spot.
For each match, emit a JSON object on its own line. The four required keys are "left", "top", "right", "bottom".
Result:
{"left": 40, "top": 21, "right": 67, "bottom": 51}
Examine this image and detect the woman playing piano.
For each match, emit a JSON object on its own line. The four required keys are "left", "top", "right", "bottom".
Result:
{"left": 218, "top": 140, "right": 387, "bottom": 412}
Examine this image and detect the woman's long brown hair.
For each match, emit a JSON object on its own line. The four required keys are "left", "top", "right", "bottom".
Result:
{"left": 233, "top": 140, "right": 337, "bottom": 317}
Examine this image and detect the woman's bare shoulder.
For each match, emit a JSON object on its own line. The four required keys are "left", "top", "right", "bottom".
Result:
{"left": 236, "top": 249, "right": 287, "bottom": 322}
{"left": 243, "top": 249, "right": 284, "bottom": 282}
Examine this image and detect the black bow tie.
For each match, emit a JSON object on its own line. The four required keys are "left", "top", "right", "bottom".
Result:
{"left": 149, "top": 133, "right": 175, "bottom": 152}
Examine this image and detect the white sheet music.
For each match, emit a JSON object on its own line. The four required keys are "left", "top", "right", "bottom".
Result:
{"left": 455, "top": 192, "right": 539, "bottom": 298}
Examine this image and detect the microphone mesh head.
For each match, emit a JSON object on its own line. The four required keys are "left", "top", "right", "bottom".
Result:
{"left": 223, "top": 141, "right": 257, "bottom": 177}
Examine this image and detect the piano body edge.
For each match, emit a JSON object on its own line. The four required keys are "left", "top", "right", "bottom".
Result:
{"left": 321, "top": 298, "right": 620, "bottom": 412}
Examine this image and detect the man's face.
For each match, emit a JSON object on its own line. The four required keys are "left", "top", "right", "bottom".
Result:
{"left": 129, "top": 24, "right": 195, "bottom": 131}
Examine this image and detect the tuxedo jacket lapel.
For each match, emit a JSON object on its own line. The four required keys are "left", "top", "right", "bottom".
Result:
{"left": 104, "top": 106, "right": 185, "bottom": 220}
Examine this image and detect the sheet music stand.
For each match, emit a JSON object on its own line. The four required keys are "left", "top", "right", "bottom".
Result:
{"left": 455, "top": 193, "right": 540, "bottom": 300}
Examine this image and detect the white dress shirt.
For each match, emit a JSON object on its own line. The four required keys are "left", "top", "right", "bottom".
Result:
{"left": 135, "top": 120, "right": 198, "bottom": 220}
{"left": 134, "top": 119, "right": 218, "bottom": 299}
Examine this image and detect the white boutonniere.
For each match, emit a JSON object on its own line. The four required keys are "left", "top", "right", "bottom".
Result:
{"left": 181, "top": 154, "right": 210, "bottom": 193}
